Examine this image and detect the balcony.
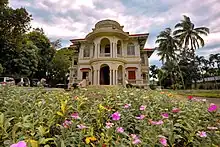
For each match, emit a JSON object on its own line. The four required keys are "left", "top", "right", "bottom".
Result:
{"left": 100, "top": 53, "right": 111, "bottom": 57}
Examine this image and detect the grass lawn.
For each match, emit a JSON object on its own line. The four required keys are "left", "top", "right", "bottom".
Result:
{"left": 0, "top": 86, "right": 219, "bottom": 146}
{"left": 172, "top": 90, "right": 220, "bottom": 98}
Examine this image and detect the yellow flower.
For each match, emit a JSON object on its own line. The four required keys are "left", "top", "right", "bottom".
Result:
{"left": 26, "top": 139, "right": 38, "bottom": 147}
{"left": 168, "top": 93, "right": 172, "bottom": 97}
{"left": 85, "top": 136, "right": 97, "bottom": 144}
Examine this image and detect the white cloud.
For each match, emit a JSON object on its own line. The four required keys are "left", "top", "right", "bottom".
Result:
{"left": 9, "top": 0, "right": 220, "bottom": 66}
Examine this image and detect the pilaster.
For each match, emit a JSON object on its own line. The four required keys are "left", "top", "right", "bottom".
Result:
{"left": 116, "top": 70, "right": 117, "bottom": 85}
{"left": 97, "top": 70, "right": 100, "bottom": 85}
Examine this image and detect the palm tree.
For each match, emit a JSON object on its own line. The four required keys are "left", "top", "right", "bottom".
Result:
{"left": 173, "top": 15, "right": 209, "bottom": 56}
{"left": 156, "top": 28, "right": 179, "bottom": 64}
{"left": 162, "top": 61, "right": 177, "bottom": 89}
{"left": 156, "top": 28, "right": 185, "bottom": 89}
{"left": 149, "top": 65, "right": 158, "bottom": 85}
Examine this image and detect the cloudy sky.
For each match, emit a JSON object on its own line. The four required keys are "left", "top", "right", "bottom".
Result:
{"left": 10, "top": 0, "right": 220, "bottom": 66}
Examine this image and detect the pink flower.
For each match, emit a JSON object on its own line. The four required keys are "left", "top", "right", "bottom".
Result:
{"left": 159, "top": 137, "right": 167, "bottom": 146}
{"left": 130, "top": 134, "right": 141, "bottom": 144}
{"left": 105, "top": 122, "right": 114, "bottom": 129}
{"left": 136, "top": 115, "right": 145, "bottom": 120}
{"left": 73, "top": 96, "right": 78, "bottom": 100}
{"left": 131, "top": 134, "right": 138, "bottom": 139}
{"left": 116, "top": 127, "right": 124, "bottom": 133}
{"left": 71, "top": 112, "right": 81, "bottom": 119}
{"left": 140, "top": 105, "right": 146, "bottom": 111}
{"left": 132, "top": 138, "right": 141, "bottom": 144}
{"left": 207, "top": 126, "right": 218, "bottom": 130}
{"left": 62, "top": 120, "right": 72, "bottom": 128}
{"left": 197, "top": 131, "right": 207, "bottom": 137}
{"left": 77, "top": 124, "right": 87, "bottom": 129}
{"left": 172, "top": 108, "right": 180, "bottom": 113}
{"left": 124, "top": 104, "right": 131, "bottom": 108}
{"left": 188, "top": 95, "right": 193, "bottom": 100}
{"left": 208, "top": 103, "right": 218, "bottom": 112}
{"left": 161, "top": 113, "right": 169, "bottom": 119}
{"left": 10, "top": 141, "right": 27, "bottom": 147}
{"left": 149, "top": 119, "right": 164, "bottom": 125}
{"left": 111, "top": 112, "right": 121, "bottom": 121}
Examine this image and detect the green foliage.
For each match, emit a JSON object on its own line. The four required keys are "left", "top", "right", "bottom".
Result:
{"left": 27, "top": 28, "right": 56, "bottom": 78}
{"left": 156, "top": 15, "right": 210, "bottom": 89}
{"left": 48, "top": 48, "right": 73, "bottom": 85}
{"left": 0, "top": 1, "right": 33, "bottom": 77}
{"left": 0, "top": 64, "right": 3, "bottom": 74}
{"left": 0, "top": 86, "right": 219, "bottom": 146}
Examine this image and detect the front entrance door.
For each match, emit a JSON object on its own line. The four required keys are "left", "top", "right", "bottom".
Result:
{"left": 100, "top": 65, "right": 110, "bottom": 85}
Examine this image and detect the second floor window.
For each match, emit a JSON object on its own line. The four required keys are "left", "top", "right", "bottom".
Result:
{"left": 83, "top": 48, "right": 90, "bottom": 57}
{"left": 127, "top": 43, "right": 135, "bottom": 55}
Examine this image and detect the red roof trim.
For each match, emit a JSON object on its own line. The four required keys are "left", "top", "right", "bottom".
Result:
{"left": 129, "top": 33, "right": 149, "bottom": 37}
{"left": 70, "top": 38, "right": 85, "bottom": 42}
{"left": 80, "top": 68, "right": 91, "bottom": 71}
{"left": 126, "top": 67, "right": 138, "bottom": 70}
{"left": 143, "top": 48, "right": 156, "bottom": 51}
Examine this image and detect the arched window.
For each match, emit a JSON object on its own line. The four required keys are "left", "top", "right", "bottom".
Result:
{"left": 127, "top": 43, "right": 135, "bottom": 55}
{"left": 117, "top": 40, "right": 122, "bottom": 56}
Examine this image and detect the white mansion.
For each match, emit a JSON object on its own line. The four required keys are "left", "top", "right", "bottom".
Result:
{"left": 69, "top": 19, "right": 155, "bottom": 86}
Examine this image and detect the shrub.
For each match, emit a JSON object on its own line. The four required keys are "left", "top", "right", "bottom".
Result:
{"left": 0, "top": 86, "right": 219, "bottom": 146}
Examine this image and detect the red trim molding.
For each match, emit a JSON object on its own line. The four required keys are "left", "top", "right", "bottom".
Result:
{"left": 143, "top": 48, "right": 155, "bottom": 51}
{"left": 126, "top": 67, "right": 138, "bottom": 70}
{"left": 80, "top": 68, "right": 91, "bottom": 71}
{"left": 129, "top": 33, "right": 148, "bottom": 37}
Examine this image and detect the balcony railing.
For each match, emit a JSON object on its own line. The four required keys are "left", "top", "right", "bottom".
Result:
{"left": 117, "top": 54, "right": 122, "bottom": 57}
{"left": 100, "top": 53, "right": 111, "bottom": 57}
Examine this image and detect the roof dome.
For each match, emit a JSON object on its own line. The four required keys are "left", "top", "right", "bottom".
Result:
{"left": 94, "top": 19, "right": 123, "bottom": 30}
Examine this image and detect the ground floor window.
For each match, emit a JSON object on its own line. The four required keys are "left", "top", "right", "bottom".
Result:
{"left": 128, "top": 71, "right": 136, "bottom": 80}
{"left": 82, "top": 72, "right": 88, "bottom": 79}
{"left": 142, "top": 73, "right": 146, "bottom": 80}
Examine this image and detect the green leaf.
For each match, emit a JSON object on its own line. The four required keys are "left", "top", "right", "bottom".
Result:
{"left": 57, "top": 111, "right": 64, "bottom": 117}
{"left": 0, "top": 112, "right": 4, "bottom": 126}
{"left": 38, "top": 125, "right": 46, "bottom": 136}
{"left": 61, "top": 139, "right": 65, "bottom": 147}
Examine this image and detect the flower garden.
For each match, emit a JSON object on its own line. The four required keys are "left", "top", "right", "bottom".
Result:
{"left": 0, "top": 86, "right": 219, "bottom": 147}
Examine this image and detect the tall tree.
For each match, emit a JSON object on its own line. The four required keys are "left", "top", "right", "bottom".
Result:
{"left": 173, "top": 15, "right": 209, "bottom": 56}
{"left": 156, "top": 28, "right": 185, "bottom": 89}
{"left": 149, "top": 65, "right": 158, "bottom": 85}
{"left": 156, "top": 28, "right": 178, "bottom": 64}
{"left": 0, "top": 0, "right": 32, "bottom": 76}
{"left": 27, "top": 28, "right": 56, "bottom": 78}
{"left": 48, "top": 48, "right": 73, "bottom": 86}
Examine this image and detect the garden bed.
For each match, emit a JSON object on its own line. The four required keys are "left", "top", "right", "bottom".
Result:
{"left": 0, "top": 86, "right": 219, "bottom": 146}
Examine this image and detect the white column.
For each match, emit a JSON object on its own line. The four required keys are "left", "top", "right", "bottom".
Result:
{"left": 94, "top": 43, "right": 97, "bottom": 58}
{"left": 112, "top": 70, "right": 115, "bottom": 85}
{"left": 109, "top": 69, "right": 112, "bottom": 85}
{"left": 114, "top": 43, "right": 117, "bottom": 58}
{"left": 89, "top": 71, "right": 92, "bottom": 84}
{"left": 97, "top": 43, "right": 100, "bottom": 58}
{"left": 97, "top": 70, "right": 100, "bottom": 85}
{"left": 116, "top": 70, "right": 118, "bottom": 85}
{"left": 94, "top": 70, "right": 97, "bottom": 85}
{"left": 111, "top": 42, "right": 113, "bottom": 58}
